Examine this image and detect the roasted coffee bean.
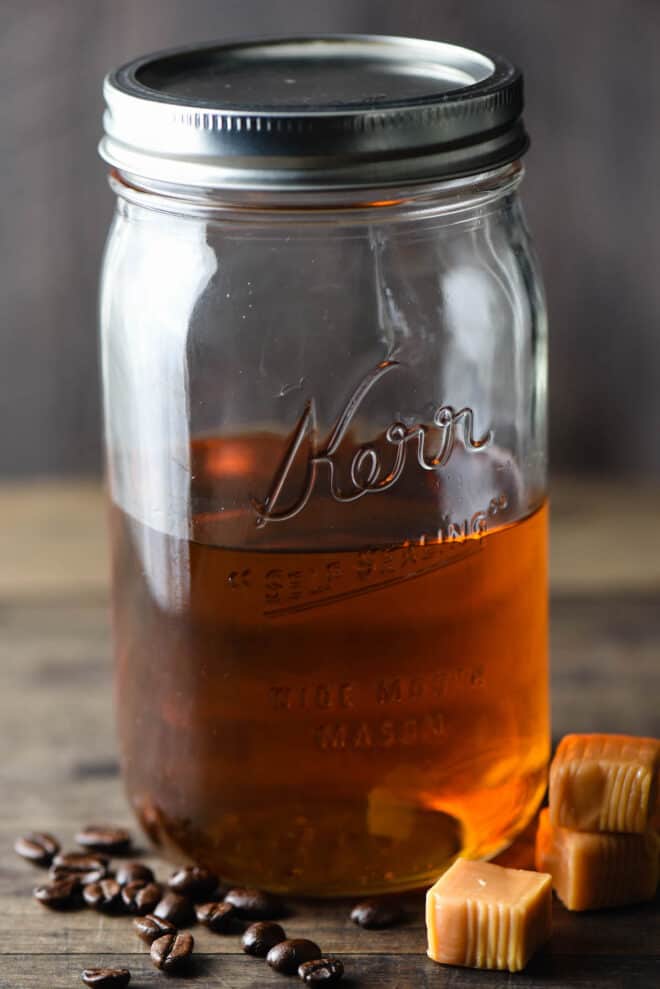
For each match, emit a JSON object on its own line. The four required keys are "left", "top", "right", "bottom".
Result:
{"left": 14, "top": 831, "right": 60, "bottom": 867}
{"left": 298, "top": 957, "right": 345, "bottom": 984}
{"left": 242, "top": 921, "right": 287, "bottom": 957}
{"left": 121, "top": 880, "right": 162, "bottom": 915}
{"left": 76, "top": 825, "right": 132, "bottom": 855}
{"left": 81, "top": 967, "right": 131, "bottom": 988}
{"left": 51, "top": 864, "right": 108, "bottom": 886}
{"left": 350, "top": 898, "right": 404, "bottom": 929}
{"left": 224, "top": 886, "right": 284, "bottom": 919}
{"left": 51, "top": 865, "right": 108, "bottom": 887}
{"left": 195, "top": 900, "right": 236, "bottom": 933}
{"left": 168, "top": 864, "right": 218, "bottom": 901}
{"left": 133, "top": 913, "right": 177, "bottom": 945}
{"left": 34, "top": 877, "right": 80, "bottom": 910}
{"left": 115, "top": 862, "right": 154, "bottom": 887}
{"left": 267, "top": 939, "right": 322, "bottom": 976}
{"left": 53, "top": 851, "right": 110, "bottom": 870}
{"left": 150, "top": 931, "right": 194, "bottom": 972}
{"left": 154, "top": 890, "right": 195, "bottom": 926}
{"left": 83, "top": 878, "right": 123, "bottom": 913}
{"left": 51, "top": 851, "right": 110, "bottom": 885}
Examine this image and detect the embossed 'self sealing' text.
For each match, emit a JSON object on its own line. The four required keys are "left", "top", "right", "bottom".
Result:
{"left": 253, "top": 361, "right": 492, "bottom": 525}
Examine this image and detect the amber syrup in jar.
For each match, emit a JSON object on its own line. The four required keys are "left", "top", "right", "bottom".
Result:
{"left": 112, "top": 434, "right": 548, "bottom": 895}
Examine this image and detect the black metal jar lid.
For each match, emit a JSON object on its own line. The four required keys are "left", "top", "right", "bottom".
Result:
{"left": 100, "top": 34, "right": 527, "bottom": 191}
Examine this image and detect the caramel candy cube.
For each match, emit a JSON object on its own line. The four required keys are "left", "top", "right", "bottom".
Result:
{"left": 426, "top": 858, "right": 552, "bottom": 972}
{"left": 549, "top": 733, "right": 660, "bottom": 833}
{"left": 536, "top": 808, "right": 659, "bottom": 911}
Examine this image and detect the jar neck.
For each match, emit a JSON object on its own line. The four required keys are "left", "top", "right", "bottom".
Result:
{"left": 109, "top": 161, "right": 524, "bottom": 220}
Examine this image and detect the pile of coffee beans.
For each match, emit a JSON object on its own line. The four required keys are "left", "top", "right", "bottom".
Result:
{"left": 14, "top": 823, "right": 410, "bottom": 984}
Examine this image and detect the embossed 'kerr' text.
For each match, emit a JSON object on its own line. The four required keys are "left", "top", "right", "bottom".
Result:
{"left": 253, "top": 360, "right": 492, "bottom": 525}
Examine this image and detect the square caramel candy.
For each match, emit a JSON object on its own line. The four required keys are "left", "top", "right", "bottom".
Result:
{"left": 426, "top": 858, "right": 552, "bottom": 972}
{"left": 536, "top": 808, "right": 659, "bottom": 911}
{"left": 549, "top": 733, "right": 660, "bottom": 833}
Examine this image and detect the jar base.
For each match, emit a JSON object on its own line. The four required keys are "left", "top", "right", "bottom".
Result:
{"left": 131, "top": 766, "right": 547, "bottom": 897}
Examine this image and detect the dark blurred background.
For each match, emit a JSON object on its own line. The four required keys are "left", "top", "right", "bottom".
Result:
{"left": 2, "top": 0, "right": 659, "bottom": 478}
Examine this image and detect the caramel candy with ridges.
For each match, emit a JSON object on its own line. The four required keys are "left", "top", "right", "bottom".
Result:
{"left": 426, "top": 858, "right": 552, "bottom": 973}
{"left": 549, "top": 733, "right": 660, "bottom": 833}
{"left": 535, "top": 808, "right": 659, "bottom": 911}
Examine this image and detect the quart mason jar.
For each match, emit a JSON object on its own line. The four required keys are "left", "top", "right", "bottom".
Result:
{"left": 100, "top": 36, "right": 548, "bottom": 895}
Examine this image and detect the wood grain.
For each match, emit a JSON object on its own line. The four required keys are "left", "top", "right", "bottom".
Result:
{"left": 0, "top": 480, "right": 658, "bottom": 988}
{"left": 4, "top": 951, "right": 659, "bottom": 989}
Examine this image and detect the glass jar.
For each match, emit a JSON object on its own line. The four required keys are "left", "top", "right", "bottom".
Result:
{"left": 100, "top": 36, "right": 548, "bottom": 896}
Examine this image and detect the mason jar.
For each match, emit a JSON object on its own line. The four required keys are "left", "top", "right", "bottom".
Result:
{"left": 99, "top": 35, "right": 548, "bottom": 896}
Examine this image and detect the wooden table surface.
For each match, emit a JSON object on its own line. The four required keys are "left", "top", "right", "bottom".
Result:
{"left": 1, "top": 478, "right": 659, "bottom": 989}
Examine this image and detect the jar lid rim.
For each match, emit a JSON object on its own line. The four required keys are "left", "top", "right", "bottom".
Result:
{"left": 100, "top": 34, "right": 528, "bottom": 191}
